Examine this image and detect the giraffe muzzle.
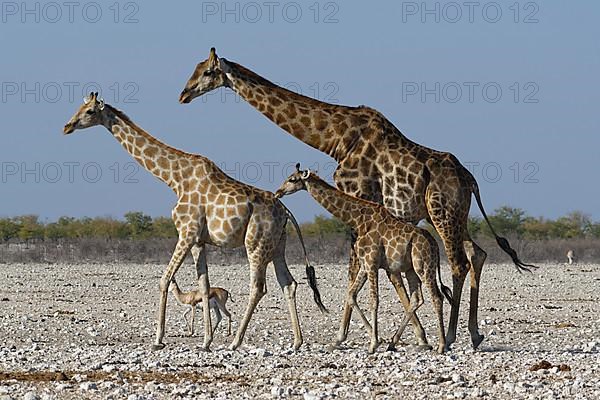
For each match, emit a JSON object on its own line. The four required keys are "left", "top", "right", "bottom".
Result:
{"left": 179, "top": 90, "right": 192, "bottom": 104}
{"left": 63, "top": 123, "right": 75, "bottom": 135}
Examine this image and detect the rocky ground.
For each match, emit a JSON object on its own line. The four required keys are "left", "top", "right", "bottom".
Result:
{"left": 0, "top": 261, "right": 599, "bottom": 399}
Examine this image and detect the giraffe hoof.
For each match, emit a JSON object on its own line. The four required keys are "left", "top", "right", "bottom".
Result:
{"left": 228, "top": 342, "right": 240, "bottom": 351}
{"left": 472, "top": 334, "right": 485, "bottom": 349}
{"left": 386, "top": 342, "right": 396, "bottom": 352}
{"left": 151, "top": 343, "right": 165, "bottom": 351}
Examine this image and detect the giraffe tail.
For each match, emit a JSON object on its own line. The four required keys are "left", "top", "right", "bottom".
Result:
{"left": 432, "top": 239, "right": 454, "bottom": 306}
{"left": 470, "top": 179, "right": 538, "bottom": 273}
{"left": 438, "top": 265, "right": 453, "bottom": 306}
{"left": 280, "top": 201, "right": 328, "bottom": 314}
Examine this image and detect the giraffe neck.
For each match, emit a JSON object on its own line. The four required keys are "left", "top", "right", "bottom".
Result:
{"left": 101, "top": 105, "right": 190, "bottom": 193}
{"left": 304, "top": 176, "right": 369, "bottom": 229}
{"left": 222, "top": 59, "right": 345, "bottom": 158}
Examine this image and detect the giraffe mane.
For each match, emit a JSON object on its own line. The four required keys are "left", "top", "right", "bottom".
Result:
{"left": 104, "top": 104, "right": 194, "bottom": 158}
{"left": 225, "top": 60, "right": 351, "bottom": 109}
{"left": 308, "top": 174, "right": 386, "bottom": 210}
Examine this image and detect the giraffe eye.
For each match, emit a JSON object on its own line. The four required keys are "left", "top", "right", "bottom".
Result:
{"left": 86, "top": 110, "right": 95, "bottom": 115}
{"left": 203, "top": 70, "right": 214, "bottom": 77}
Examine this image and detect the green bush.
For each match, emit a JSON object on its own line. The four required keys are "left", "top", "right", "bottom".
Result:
{"left": 0, "top": 207, "right": 597, "bottom": 243}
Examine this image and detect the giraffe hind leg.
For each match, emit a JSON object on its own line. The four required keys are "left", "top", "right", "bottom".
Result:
{"left": 426, "top": 210, "right": 470, "bottom": 349}
{"left": 386, "top": 270, "right": 429, "bottom": 347}
{"left": 273, "top": 254, "right": 303, "bottom": 350}
{"left": 464, "top": 239, "right": 487, "bottom": 349}
{"left": 388, "top": 270, "right": 425, "bottom": 351}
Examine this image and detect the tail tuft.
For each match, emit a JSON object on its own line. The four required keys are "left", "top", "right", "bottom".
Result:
{"left": 306, "top": 265, "right": 328, "bottom": 314}
{"left": 495, "top": 236, "right": 538, "bottom": 273}
{"left": 441, "top": 284, "right": 453, "bottom": 306}
{"left": 471, "top": 179, "right": 537, "bottom": 274}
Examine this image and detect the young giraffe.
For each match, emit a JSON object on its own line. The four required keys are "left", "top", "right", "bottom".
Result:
{"left": 275, "top": 165, "right": 453, "bottom": 353}
{"left": 179, "top": 48, "right": 536, "bottom": 350}
{"left": 169, "top": 278, "right": 233, "bottom": 336}
{"left": 63, "top": 92, "right": 326, "bottom": 351}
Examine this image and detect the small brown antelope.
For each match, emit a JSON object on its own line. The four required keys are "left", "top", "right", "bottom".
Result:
{"left": 170, "top": 278, "right": 233, "bottom": 336}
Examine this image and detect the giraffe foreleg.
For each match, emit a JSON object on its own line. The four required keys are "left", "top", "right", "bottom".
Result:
{"left": 229, "top": 262, "right": 267, "bottom": 350}
{"left": 191, "top": 243, "right": 212, "bottom": 350}
{"left": 334, "top": 246, "right": 367, "bottom": 347}
{"left": 367, "top": 264, "right": 380, "bottom": 354}
{"left": 333, "top": 267, "right": 368, "bottom": 349}
{"left": 152, "top": 233, "right": 196, "bottom": 351}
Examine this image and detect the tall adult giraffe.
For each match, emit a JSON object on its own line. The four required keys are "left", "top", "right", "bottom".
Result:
{"left": 179, "top": 48, "right": 536, "bottom": 349}
{"left": 63, "top": 92, "right": 326, "bottom": 351}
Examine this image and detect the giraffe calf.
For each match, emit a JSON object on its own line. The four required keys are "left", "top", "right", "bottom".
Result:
{"left": 169, "top": 278, "right": 233, "bottom": 336}
{"left": 276, "top": 165, "right": 453, "bottom": 353}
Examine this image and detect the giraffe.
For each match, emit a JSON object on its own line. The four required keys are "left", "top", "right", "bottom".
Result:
{"left": 169, "top": 278, "right": 233, "bottom": 336}
{"left": 275, "top": 165, "right": 453, "bottom": 353}
{"left": 63, "top": 92, "right": 327, "bottom": 351}
{"left": 179, "top": 48, "right": 537, "bottom": 350}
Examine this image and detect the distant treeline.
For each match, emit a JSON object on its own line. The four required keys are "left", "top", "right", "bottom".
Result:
{"left": 0, "top": 207, "right": 599, "bottom": 242}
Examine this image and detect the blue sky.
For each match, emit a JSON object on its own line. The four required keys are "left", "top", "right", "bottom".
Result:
{"left": 1, "top": 1, "right": 599, "bottom": 222}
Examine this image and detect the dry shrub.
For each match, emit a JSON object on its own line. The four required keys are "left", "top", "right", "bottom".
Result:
{"left": 1, "top": 236, "right": 599, "bottom": 265}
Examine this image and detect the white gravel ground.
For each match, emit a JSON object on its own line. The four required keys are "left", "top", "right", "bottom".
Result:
{"left": 0, "top": 261, "right": 599, "bottom": 399}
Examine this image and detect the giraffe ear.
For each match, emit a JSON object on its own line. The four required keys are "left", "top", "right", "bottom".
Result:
{"left": 83, "top": 95, "right": 91, "bottom": 105}
{"left": 98, "top": 98, "right": 105, "bottom": 110}
{"left": 208, "top": 47, "right": 219, "bottom": 68}
{"left": 301, "top": 170, "right": 311, "bottom": 179}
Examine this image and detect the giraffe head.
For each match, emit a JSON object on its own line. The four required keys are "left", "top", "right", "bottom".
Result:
{"left": 179, "top": 47, "right": 229, "bottom": 104}
{"left": 275, "top": 163, "right": 312, "bottom": 198}
{"left": 63, "top": 92, "right": 106, "bottom": 134}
